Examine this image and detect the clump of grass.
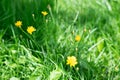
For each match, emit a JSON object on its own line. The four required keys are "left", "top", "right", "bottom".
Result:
{"left": 0, "top": 0, "right": 120, "bottom": 80}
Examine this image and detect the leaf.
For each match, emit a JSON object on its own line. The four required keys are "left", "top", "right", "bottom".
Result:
{"left": 49, "top": 68, "right": 63, "bottom": 80}
{"left": 9, "top": 77, "right": 19, "bottom": 80}
{"left": 9, "top": 63, "right": 17, "bottom": 68}
{"left": 97, "top": 37, "right": 104, "bottom": 52}
{"left": 29, "top": 76, "right": 42, "bottom": 80}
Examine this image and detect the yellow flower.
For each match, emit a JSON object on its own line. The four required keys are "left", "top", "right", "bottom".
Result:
{"left": 41, "top": 11, "right": 48, "bottom": 16}
{"left": 75, "top": 35, "right": 81, "bottom": 42}
{"left": 67, "top": 56, "right": 78, "bottom": 67}
{"left": 27, "top": 26, "right": 36, "bottom": 34}
{"left": 15, "top": 21, "right": 22, "bottom": 28}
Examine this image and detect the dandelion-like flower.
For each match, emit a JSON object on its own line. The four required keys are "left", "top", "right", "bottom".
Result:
{"left": 75, "top": 35, "right": 81, "bottom": 42}
{"left": 27, "top": 26, "right": 36, "bottom": 34}
{"left": 15, "top": 21, "right": 22, "bottom": 28}
{"left": 67, "top": 56, "right": 78, "bottom": 67}
{"left": 41, "top": 11, "right": 48, "bottom": 16}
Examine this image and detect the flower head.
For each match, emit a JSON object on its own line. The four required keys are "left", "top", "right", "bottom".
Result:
{"left": 41, "top": 11, "right": 48, "bottom": 16}
{"left": 27, "top": 26, "right": 36, "bottom": 34}
{"left": 15, "top": 21, "right": 22, "bottom": 28}
{"left": 67, "top": 56, "right": 78, "bottom": 67}
{"left": 75, "top": 35, "right": 81, "bottom": 42}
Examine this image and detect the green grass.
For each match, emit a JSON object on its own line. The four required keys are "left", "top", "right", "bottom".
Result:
{"left": 0, "top": 0, "right": 120, "bottom": 80}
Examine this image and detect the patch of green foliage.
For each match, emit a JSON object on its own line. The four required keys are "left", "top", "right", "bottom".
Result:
{"left": 0, "top": 0, "right": 120, "bottom": 80}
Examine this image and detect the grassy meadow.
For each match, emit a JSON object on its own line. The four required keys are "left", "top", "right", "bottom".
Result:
{"left": 0, "top": 0, "right": 120, "bottom": 80}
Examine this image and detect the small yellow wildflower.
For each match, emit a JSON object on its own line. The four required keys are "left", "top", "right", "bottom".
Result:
{"left": 15, "top": 21, "right": 22, "bottom": 28}
{"left": 27, "top": 26, "right": 36, "bottom": 34}
{"left": 41, "top": 11, "right": 48, "bottom": 16}
{"left": 67, "top": 56, "right": 78, "bottom": 67}
{"left": 75, "top": 35, "right": 81, "bottom": 42}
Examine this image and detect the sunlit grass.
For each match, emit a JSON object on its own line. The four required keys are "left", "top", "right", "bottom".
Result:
{"left": 0, "top": 0, "right": 120, "bottom": 80}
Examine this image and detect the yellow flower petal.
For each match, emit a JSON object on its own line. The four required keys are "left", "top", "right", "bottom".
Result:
{"left": 41, "top": 11, "right": 48, "bottom": 16}
{"left": 27, "top": 26, "right": 36, "bottom": 34}
{"left": 75, "top": 35, "right": 81, "bottom": 42}
{"left": 15, "top": 21, "right": 22, "bottom": 28}
{"left": 67, "top": 56, "right": 77, "bottom": 67}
